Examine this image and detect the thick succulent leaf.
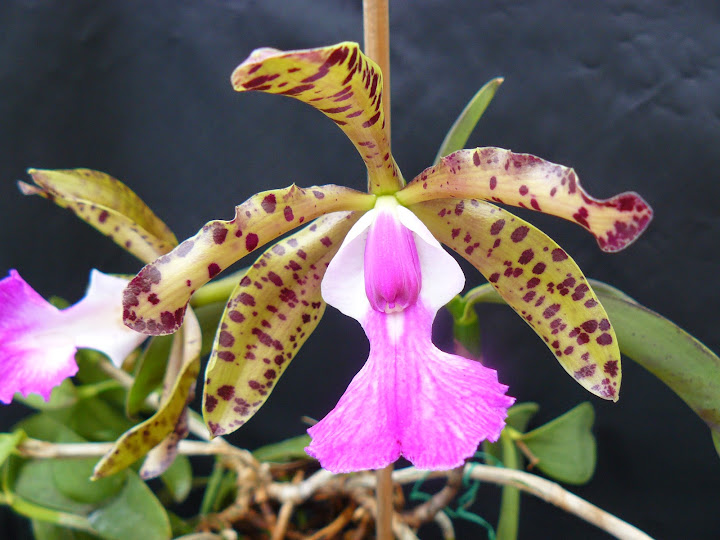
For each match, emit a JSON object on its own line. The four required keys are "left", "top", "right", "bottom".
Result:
{"left": 231, "top": 42, "right": 402, "bottom": 194}
{"left": 398, "top": 148, "right": 652, "bottom": 252}
{"left": 93, "top": 309, "right": 201, "bottom": 479}
{"left": 588, "top": 280, "right": 720, "bottom": 443}
{"left": 87, "top": 473, "right": 171, "bottom": 540}
{"left": 412, "top": 198, "right": 621, "bottom": 400}
{"left": 520, "top": 402, "right": 597, "bottom": 485}
{"left": 434, "top": 77, "right": 504, "bottom": 164}
{"left": 203, "top": 212, "right": 359, "bottom": 436}
{"left": 51, "top": 426, "right": 127, "bottom": 504}
{"left": 123, "top": 183, "right": 374, "bottom": 335}
{"left": 20, "top": 169, "right": 177, "bottom": 263}
{"left": 159, "top": 455, "right": 192, "bottom": 504}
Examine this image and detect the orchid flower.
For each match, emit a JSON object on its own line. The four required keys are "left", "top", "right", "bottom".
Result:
{"left": 122, "top": 42, "right": 652, "bottom": 472}
{"left": 0, "top": 269, "right": 147, "bottom": 404}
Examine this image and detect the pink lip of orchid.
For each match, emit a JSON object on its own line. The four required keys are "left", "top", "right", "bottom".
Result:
{"left": 308, "top": 196, "right": 514, "bottom": 472}
{"left": 0, "top": 269, "right": 147, "bottom": 404}
{"left": 120, "top": 42, "right": 652, "bottom": 473}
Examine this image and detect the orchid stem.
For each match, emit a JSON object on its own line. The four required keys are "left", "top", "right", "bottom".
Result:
{"left": 363, "top": 0, "right": 391, "bottom": 141}
{"left": 376, "top": 464, "right": 394, "bottom": 539}
{"left": 364, "top": 1, "right": 394, "bottom": 537}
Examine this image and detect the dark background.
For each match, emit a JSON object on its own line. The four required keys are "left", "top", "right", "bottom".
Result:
{"left": 2, "top": 1, "right": 719, "bottom": 538}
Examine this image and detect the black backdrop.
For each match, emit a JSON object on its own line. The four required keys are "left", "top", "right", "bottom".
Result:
{"left": 2, "top": 1, "right": 719, "bottom": 538}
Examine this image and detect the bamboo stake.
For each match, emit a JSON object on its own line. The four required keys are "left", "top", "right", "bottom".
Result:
{"left": 363, "top": 0, "right": 394, "bottom": 537}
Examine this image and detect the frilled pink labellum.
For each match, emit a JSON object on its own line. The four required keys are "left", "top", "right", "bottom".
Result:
{"left": 0, "top": 269, "right": 147, "bottom": 404}
{"left": 311, "top": 198, "right": 514, "bottom": 472}
{"left": 364, "top": 208, "right": 421, "bottom": 313}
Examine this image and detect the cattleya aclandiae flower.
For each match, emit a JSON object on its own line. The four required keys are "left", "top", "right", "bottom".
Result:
{"left": 0, "top": 269, "right": 147, "bottom": 404}
{"left": 122, "top": 42, "right": 652, "bottom": 472}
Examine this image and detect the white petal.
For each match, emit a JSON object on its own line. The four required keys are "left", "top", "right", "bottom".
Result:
{"left": 320, "top": 209, "right": 377, "bottom": 321}
{"left": 62, "top": 270, "right": 147, "bottom": 366}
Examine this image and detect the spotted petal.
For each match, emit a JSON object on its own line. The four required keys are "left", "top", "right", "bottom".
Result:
{"left": 411, "top": 198, "right": 622, "bottom": 401}
{"left": 397, "top": 148, "right": 652, "bottom": 252}
{"left": 203, "top": 212, "right": 359, "bottom": 436}
{"left": 123, "top": 184, "right": 374, "bottom": 335}
{"left": 19, "top": 169, "right": 177, "bottom": 263}
{"left": 93, "top": 308, "right": 201, "bottom": 479}
{"left": 232, "top": 42, "right": 402, "bottom": 195}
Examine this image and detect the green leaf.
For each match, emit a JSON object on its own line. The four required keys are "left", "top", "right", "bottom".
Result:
{"left": 519, "top": 402, "right": 596, "bottom": 485}
{"left": 484, "top": 402, "right": 540, "bottom": 464}
{"left": 16, "top": 379, "right": 78, "bottom": 411}
{"left": 73, "top": 350, "right": 127, "bottom": 409}
{"left": 160, "top": 455, "right": 192, "bottom": 504}
{"left": 446, "top": 295, "right": 482, "bottom": 358}
{"left": 193, "top": 301, "right": 225, "bottom": 357}
{"left": 51, "top": 426, "right": 126, "bottom": 505}
{"left": 483, "top": 404, "right": 538, "bottom": 540}
{"left": 57, "top": 397, "right": 134, "bottom": 443}
{"left": 434, "top": 77, "right": 504, "bottom": 164}
{"left": 31, "top": 520, "right": 97, "bottom": 540}
{"left": 87, "top": 473, "right": 171, "bottom": 540}
{"left": 126, "top": 335, "right": 173, "bottom": 417}
{"left": 252, "top": 434, "right": 312, "bottom": 462}
{"left": 13, "top": 460, "right": 94, "bottom": 516}
{"left": 505, "top": 402, "right": 540, "bottom": 432}
{"left": 0, "top": 431, "right": 25, "bottom": 467}
{"left": 495, "top": 432, "right": 520, "bottom": 540}
{"left": 589, "top": 280, "right": 720, "bottom": 446}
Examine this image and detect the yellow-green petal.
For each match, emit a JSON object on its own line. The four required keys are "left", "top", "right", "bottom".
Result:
{"left": 93, "top": 308, "right": 201, "bottom": 479}
{"left": 139, "top": 320, "right": 195, "bottom": 479}
{"left": 398, "top": 147, "right": 652, "bottom": 252}
{"left": 412, "top": 198, "right": 621, "bottom": 401}
{"left": 123, "top": 183, "right": 374, "bottom": 336}
{"left": 19, "top": 169, "right": 177, "bottom": 263}
{"left": 231, "top": 42, "right": 403, "bottom": 195}
{"left": 203, "top": 211, "right": 360, "bottom": 436}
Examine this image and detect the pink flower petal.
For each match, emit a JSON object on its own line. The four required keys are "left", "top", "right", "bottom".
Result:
{"left": 306, "top": 301, "right": 514, "bottom": 472}
{"left": 0, "top": 270, "right": 77, "bottom": 403}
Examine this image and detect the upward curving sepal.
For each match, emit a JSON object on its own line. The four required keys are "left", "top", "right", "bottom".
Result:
{"left": 123, "top": 184, "right": 373, "bottom": 336}
{"left": 412, "top": 198, "right": 622, "bottom": 401}
{"left": 203, "top": 212, "right": 359, "bottom": 437}
{"left": 231, "top": 42, "right": 403, "bottom": 195}
{"left": 20, "top": 169, "right": 178, "bottom": 263}
{"left": 397, "top": 148, "right": 652, "bottom": 252}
